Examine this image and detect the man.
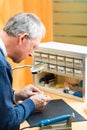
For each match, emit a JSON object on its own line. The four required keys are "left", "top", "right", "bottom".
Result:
{"left": 0, "top": 12, "right": 50, "bottom": 130}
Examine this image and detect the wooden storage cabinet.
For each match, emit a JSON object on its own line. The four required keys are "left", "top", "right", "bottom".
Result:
{"left": 33, "top": 42, "right": 87, "bottom": 102}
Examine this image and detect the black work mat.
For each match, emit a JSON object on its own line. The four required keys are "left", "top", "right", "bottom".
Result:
{"left": 26, "top": 99, "right": 86, "bottom": 126}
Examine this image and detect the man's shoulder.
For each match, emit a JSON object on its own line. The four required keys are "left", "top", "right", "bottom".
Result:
{"left": 0, "top": 48, "right": 9, "bottom": 68}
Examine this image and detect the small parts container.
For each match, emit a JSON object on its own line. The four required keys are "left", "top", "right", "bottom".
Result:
{"left": 74, "top": 59, "right": 83, "bottom": 68}
{"left": 57, "top": 66, "right": 65, "bottom": 74}
{"left": 65, "top": 57, "right": 73, "bottom": 67}
{"left": 49, "top": 64, "right": 57, "bottom": 72}
{"left": 49, "top": 55, "right": 56, "bottom": 64}
{"left": 34, "top": 52, "right": 41, "bottom": 61}
{"left": 41, "top": 53, "right": 48, "bottom": 62}
{"left": 57, "top": 56, "right": 65, "bottom": 65}
{"left": 74, "top": 69, "right": 83, "bottom": 77}
{"left": 66, "top": 67, "right": 73, "bottom": 76}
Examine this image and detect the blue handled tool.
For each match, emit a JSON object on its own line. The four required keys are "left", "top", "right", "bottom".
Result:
{"left": 20, "top": 114, "right": 73, "bottom": 130}
{"left": 34, "top": 114, "right": 72, "bottom": 127}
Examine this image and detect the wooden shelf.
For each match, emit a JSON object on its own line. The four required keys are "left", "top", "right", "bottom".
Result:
{"left": 33, "top": 42, "right": 87, "bottom": 102}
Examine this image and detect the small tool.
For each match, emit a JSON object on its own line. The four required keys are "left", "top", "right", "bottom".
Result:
{"left": 12, "top": 61, "right": 47, "bottom": 74}
{"left": 28, "top": 114, "right": 74, "bottom": 130}
{"left": 34, "top": 114, "right": 72, "bottom": 127}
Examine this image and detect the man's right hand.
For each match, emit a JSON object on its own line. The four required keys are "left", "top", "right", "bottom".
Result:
{"left": 30, "top": 93, "right": 51, "bottom": 111}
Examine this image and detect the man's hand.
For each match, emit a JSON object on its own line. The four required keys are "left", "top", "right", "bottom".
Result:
{"left": 14, "top": 84, "right": 43, "bottom": 102}
{"left": 30, "top": 93, "right": 51, "bottom": 111}
{"left": 14, "top": 84, "right": 51, "bottom": 111}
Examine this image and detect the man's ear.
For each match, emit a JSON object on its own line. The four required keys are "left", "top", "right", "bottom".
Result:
{"left": 18, "top": 33, "right": 29, "bottom": 45}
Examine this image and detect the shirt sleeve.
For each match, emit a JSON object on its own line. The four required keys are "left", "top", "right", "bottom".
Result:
{"left": 0, "top": 66, "right": 35, "bottom": 130}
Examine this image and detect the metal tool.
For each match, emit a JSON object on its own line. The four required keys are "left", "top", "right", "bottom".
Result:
{"left": 12, "top": 61, "right": 47, "bottom": 74}
{"left": 41, "top": 118, "right": 72, "bottom": 130}
{"left": 19, "top": 114, "right": 73, "bottom": 130}
{"left": 30, "top": 114, "right": 74, "bottom": 130}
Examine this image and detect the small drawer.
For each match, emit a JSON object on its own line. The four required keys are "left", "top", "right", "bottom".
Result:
{"left": 34, "top": 52, "right": 41, "bottom": 60}
{"left": 74, "top": 69, "right": 83, "bottom": 77}
{"left": 65, "top": 57, "right": 73, "bottom": 67}
{"left": 74, "top": 59, "right": 83, "bottom": 68}
{"left": 41, "top": 53, "right": 48, "bottom": 62}
{"left": 49, "top": 64, "right": 57, "bottom": 71}
{"left": 57, "top": 56, "right": 65, "bottom": 65}
{"left": 57, "top": 66, "right": 65, "bottom": 74}
{"left": 66, "top": 67, "right": 73, "bottom": 75}
{"left": 49, "top": 55, "right": 56, "bottom": 64}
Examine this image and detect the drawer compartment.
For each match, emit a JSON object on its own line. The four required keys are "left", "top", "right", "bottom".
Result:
{"left": 41, "top": 53, "right": 48, "bottom": 62}
{"left": 57, "top": 66, "right": 65, "bottom": 73}
{"left": 74, "top": 69, "right": 83, "bottom": 77}
{"left": 49, "top": 64, "right": 57, "bottom": 71}
{"left": 66, "top": 67, "right": 73, "bottom": 75}
{"left": 49, "top": 55, "right": 56, "bottom": 64}
{"left": 57, "top": 56, "right": 65, "bottom": 65}
{"left": 34, "top": 52, "right": 41, "bottom": 61}
{"left": 74, "top": 59, "right": 83, "bottom": 68}
{"left": 65, "top": 57, "right": 73, "bottom": 67}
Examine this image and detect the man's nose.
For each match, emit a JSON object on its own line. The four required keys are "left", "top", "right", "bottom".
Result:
{"left": 29, "top": 51, "right": 34, "bottom": 57}
{"left": 29, "top": 54, "right": 32, "bottom": 57}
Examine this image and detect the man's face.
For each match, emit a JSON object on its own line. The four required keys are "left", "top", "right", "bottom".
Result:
{"left": 12, "top": 34, "right": 40, "bottom": 63}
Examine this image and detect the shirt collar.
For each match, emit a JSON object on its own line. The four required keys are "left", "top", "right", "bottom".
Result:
{"left": 0, "top": 38, "right": 7, "bottom": 57}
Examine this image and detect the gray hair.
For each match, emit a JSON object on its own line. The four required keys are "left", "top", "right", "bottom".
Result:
{"left": 3, "top": 12, "right": 46, "bottom": 39}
